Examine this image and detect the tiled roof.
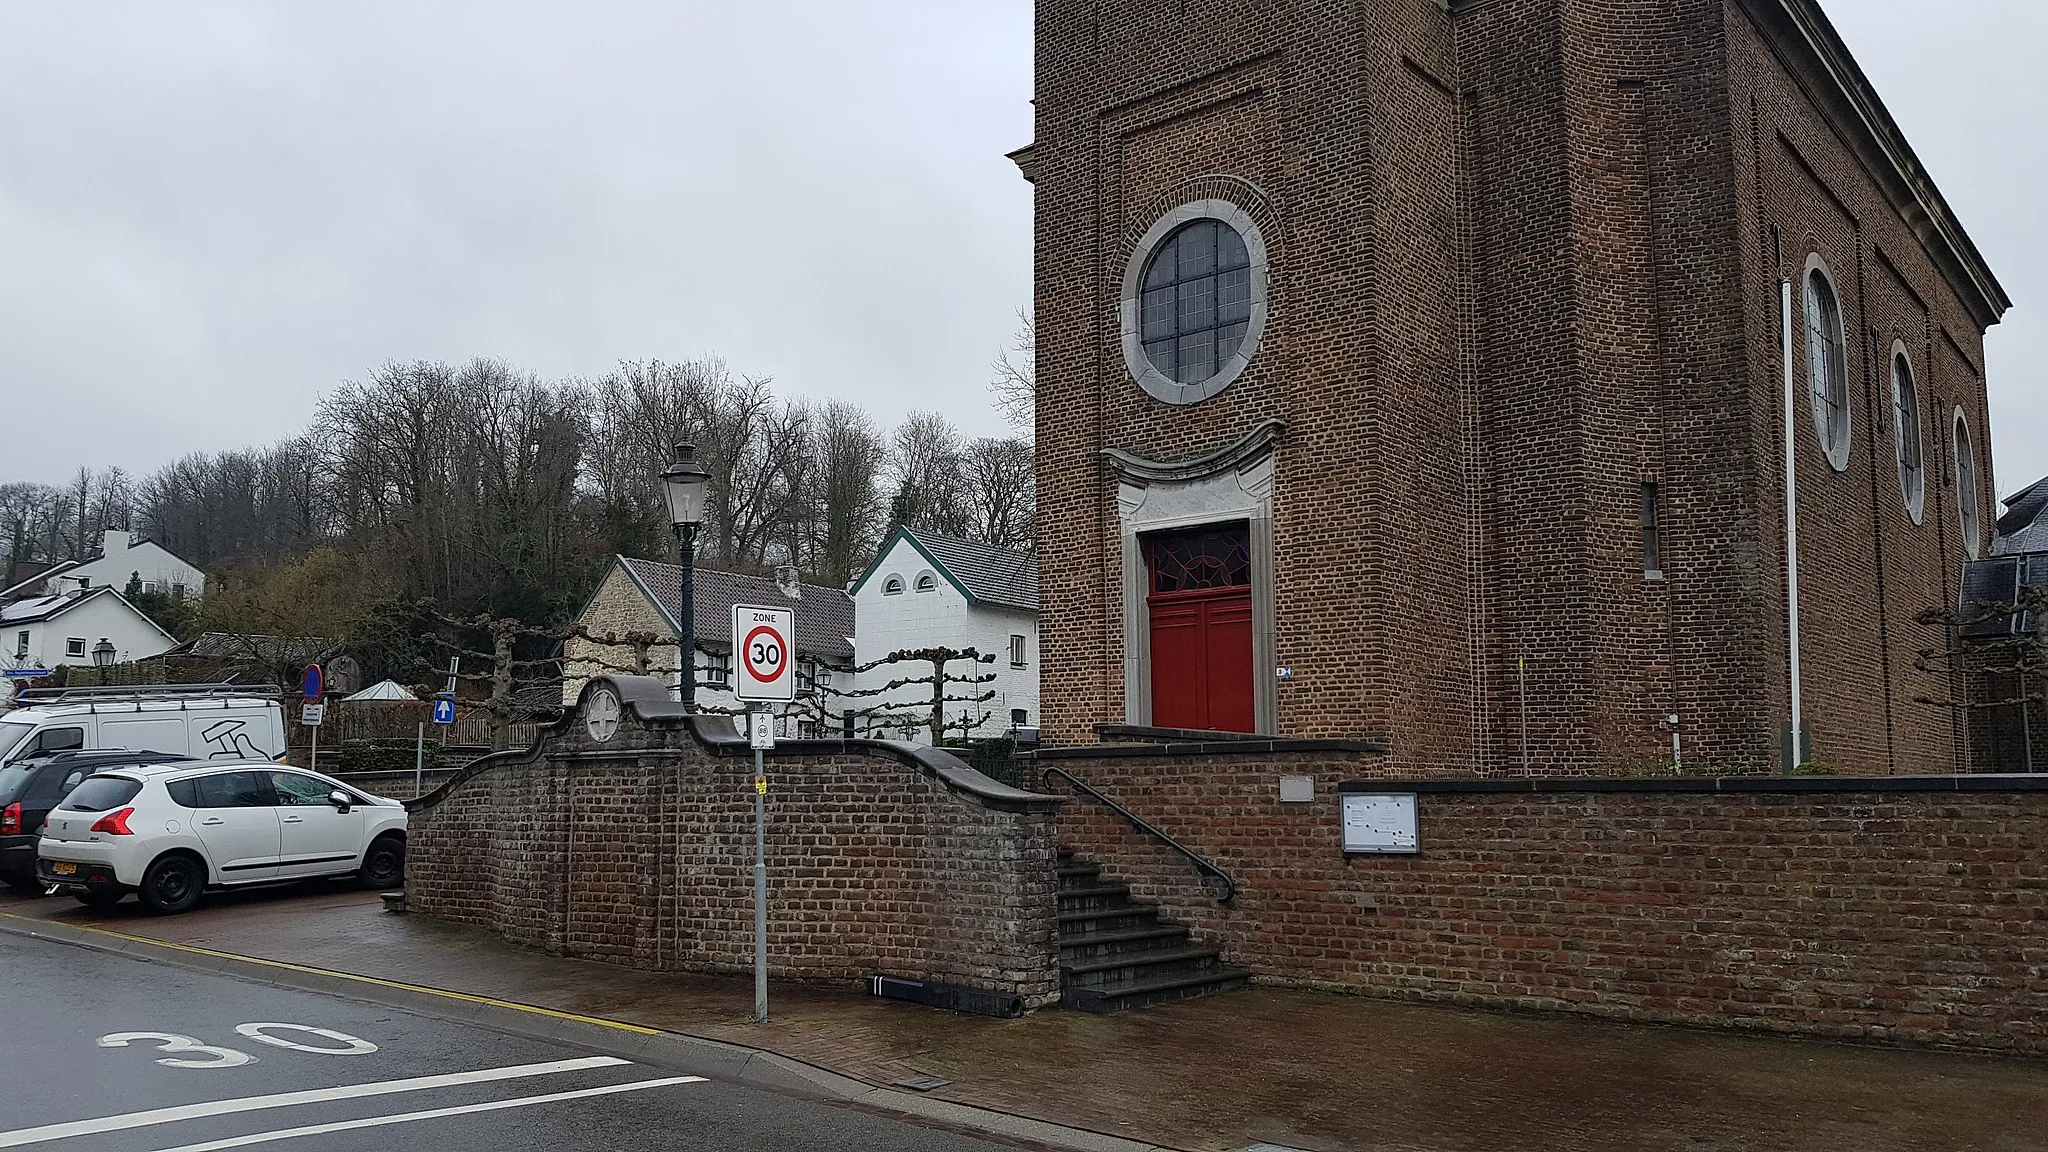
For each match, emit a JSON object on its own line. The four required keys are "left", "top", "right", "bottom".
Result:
{"left": 617, "top": 558, "right": 855, "bottom": 660}
{"left": 905, "top": 531, "right": 1039, "bottom": 613}
{"left": 181, "top": 632, "right": 340, "bottom": 663}
{"left": 1994, "top": 477, "right": 2048, "bottom": 556}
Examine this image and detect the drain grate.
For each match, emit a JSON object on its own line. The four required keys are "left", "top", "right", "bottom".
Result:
{"left": 894, "top": 1075, "right": 954, "bottom": 1092}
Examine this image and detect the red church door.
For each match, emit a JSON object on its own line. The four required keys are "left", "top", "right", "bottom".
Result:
{"left": 1144, "top": 524, "right": 1255, "bottom": 733}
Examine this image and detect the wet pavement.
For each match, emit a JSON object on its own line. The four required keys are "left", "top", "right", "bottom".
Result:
{"left": 0, "top": 931, "right": 1018, "bottom": 1152}
{"left": 4, "top": 884, "right": 2044, "bottom": 1152}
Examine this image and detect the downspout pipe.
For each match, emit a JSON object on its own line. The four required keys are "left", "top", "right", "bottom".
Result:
{"left": 1783, "top": 274, "right": 1806, "bottom": 769}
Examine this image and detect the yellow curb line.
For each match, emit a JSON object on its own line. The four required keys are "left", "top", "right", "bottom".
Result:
{"left": 0, "top": 912, "right": 661, "bottom": 1037}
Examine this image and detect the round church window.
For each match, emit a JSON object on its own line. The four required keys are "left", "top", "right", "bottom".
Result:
{"left": 1120, "top": 199, "right": 1269, "bottom": 405}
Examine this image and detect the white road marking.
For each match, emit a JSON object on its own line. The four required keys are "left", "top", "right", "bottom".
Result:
{"left": 143, "top": 1076, "right": 709, "bottom": 1152}
{"left": 0, "top": 1056, "right": 631, "bottom": 1148}
{"left": 96, "top": 1034, "right": 255, "bottom": 1070}
{"left": 232, "top": 1024, "right": 377, "bottom": 1056}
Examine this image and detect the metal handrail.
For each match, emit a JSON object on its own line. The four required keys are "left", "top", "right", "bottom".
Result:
{"left": 1040, "top": 764, "right": 1237, "bottom": 904}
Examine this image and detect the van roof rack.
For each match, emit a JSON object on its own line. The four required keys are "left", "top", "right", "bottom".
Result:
{"left": 12, "top": 682, "right": 284, "bottom": 705}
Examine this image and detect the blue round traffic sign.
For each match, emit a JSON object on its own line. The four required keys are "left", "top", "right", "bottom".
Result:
{"left": 301, "top": 664, "right": 324, "bottom": 702}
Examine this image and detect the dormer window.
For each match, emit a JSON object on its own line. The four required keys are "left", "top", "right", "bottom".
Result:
{"left": 882, "top": 575, "right": 905, "bottom": 596}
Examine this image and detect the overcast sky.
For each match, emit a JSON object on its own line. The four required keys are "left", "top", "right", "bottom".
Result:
{"left": 1, "top": 2, "right": 2041, "bottom": 502}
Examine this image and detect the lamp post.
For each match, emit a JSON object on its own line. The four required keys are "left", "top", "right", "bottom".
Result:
{"left": 660, "top": 443, "right": 711, "bottom": 710}
{"left": 91, "top": 639, "right": 116, "bottom": 686}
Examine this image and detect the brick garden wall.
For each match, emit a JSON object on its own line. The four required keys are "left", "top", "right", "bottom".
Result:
{"left": 1040, "top": 748, "right": 2048, "bottom": 1053}
{"left": 407, "top": 677, "right": 1064, "bottom": 1007}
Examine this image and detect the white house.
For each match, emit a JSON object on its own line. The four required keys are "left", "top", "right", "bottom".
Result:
{"left": 561, "top": 557, "right": 856, "bottom": 737}
{"left": 14, "top": 530, "right": 206, "bottom": 600}
{"left": 848, "top": 529, "right": 1039, "bottom": 745}
{"left": 1, "top": 588, "right": 180, "bottom": 704}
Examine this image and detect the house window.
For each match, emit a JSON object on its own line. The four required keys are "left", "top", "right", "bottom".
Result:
{"left": 1011, "top": 708, "right": 1029, "bottom": 727}
{"left": 65, "top": 638, "right": 87, "bottom": 659}
{"left": 13, "top": 631, "right": 26, "bottom": 658}
{"left": 1892, "top": 348, "right": 1925, "bottom": 523}
{"left": 799, "top": 720, "right": 819, "bottom": 740}
{"left": 1641, "top": 483, "right": 1663, "bottom": 579}
{"left": 143, "top": 581, "right": 158, "bottom": 594}
{"left": 1804, "top": 262, "right": 1852, "bottom": 471}
{"left": 1009, "top": 634, "right": 1027, "bottom": 667}
{"left": 170, "top": 583, "right": 186, "bottom": 598}
{"left": 77, "top": 578, "right": 89, "bottom": 589}
{"left": 1955, "top": 409, "right": 1981, "bottom": 560}
{"left": 882, "top": 575, "right": 905, "bottom": 596}
{"left": 704, "top": 649, "right": 731, "bottom": 688}
{"left": 914, "top": 572, "right": 936, "bottom": 593}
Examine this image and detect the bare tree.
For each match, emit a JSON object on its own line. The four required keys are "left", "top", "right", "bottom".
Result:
{"left": 888, "top": 410, "right": 967, "bottom": 537}
{"left": 988, "top": 308, "right": 1034, "bottom": 435}
{"left": 960, "top": 437, "right": 1035, "bottom": 549}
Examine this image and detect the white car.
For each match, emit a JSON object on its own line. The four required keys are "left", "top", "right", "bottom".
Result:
{"left": 37, "top": 760, "right": 407, "bottom": 914}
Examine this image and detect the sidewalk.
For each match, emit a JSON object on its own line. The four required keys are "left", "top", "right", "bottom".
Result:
{"left": 6, "top": 885, "right": 2044, "bottom": 1152}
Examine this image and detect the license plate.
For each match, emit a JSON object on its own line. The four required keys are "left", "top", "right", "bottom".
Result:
{"left": 50, "top": 862, "right": 76, "bottom": 876}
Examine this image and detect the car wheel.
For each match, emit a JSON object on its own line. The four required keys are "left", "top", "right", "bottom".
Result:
{"left": 72, "top": 890, "right": 123, "bottom": 910}
{"left": 139, "top": 855, "right": 205, "bottom": 915}
{"left": 358, "top": 834, "right": 405, "bottom": 889}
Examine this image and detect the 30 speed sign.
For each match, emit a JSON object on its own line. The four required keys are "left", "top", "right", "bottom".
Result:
{"left": 731, "top": 604, "right": 795, "bottom": 702}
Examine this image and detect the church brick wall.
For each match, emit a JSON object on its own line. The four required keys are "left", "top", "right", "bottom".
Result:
{"left": 1029, "top": 0, "right": 2008, "bottom": 775}
{"left": 1042, "top": 750, "right": 2048, "bottom": 1053}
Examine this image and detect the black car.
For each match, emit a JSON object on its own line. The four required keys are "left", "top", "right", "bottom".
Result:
{"left": 0, "top": 749, "right": 188, "bottom": 894}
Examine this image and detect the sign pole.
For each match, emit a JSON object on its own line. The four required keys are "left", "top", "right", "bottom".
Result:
{"left": 415, "top": 722, "right": 425, "bottom": 797}
{"left": 731, "top": 603, "right": 792, "bottom": 1026}
{"left": 309, "top": 721, "right": 319, "bottom": 774}
{"left": 753, "top": 712, "right": 768, "bottom": 1024}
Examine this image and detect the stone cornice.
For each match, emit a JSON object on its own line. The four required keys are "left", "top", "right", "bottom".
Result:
{"left": 1735, "top": 0, "right": 2008, "bottom": 328}
{"left": 1101, "top": 418, "right": 1287, "bottom": 485}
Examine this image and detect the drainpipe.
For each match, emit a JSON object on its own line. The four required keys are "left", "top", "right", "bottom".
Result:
{"left": 1782, "top": 272, "right": 1806, "bottom": 769}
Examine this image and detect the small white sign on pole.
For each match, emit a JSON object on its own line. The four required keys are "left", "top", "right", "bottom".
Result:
{"left": 1341, "top": 793, "right": 1418, "bottom": 854}
{"left": 731, "top": 604, "right": 796, "bottom": 703}
{"left": 749, "top": 710, "right": 776, "bottom": 750}
{"left": 300, "top": 703, "right": 326, "bottom": 727}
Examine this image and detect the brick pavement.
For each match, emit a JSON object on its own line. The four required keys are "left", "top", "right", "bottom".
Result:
{"left": 7, "top": 886, "right": 2044, "bottom": 1152}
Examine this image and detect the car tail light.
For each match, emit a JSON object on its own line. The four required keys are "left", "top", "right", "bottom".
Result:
{"left": 89, "top": 808, "right": 134, "bottom": 836}
{"left": 0, "top": 803, "right": 17, "bottom": 835}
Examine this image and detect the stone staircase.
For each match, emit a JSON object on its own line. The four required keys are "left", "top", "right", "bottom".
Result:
{"left": 1056, "top": 849, "right": 1251, "bottom": 1012}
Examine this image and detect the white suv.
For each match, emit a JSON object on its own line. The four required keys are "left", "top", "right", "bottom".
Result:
{"left": 37, "top": 760, "right": 407, "bottom": 914}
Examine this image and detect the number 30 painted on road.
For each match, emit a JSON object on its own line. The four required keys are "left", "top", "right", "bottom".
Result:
{"left": 98, "top": 1023, "right": 378, "bottom": 1068}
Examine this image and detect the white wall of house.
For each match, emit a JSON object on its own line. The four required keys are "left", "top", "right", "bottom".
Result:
{"left": 6, "top": 593, "right": 177, "bottom": 671}
{"left": 852, "top": 537, "right": 1039, "bottom": 744}
{"left": 51, "top": 531, "right": 206, "bottom": 598}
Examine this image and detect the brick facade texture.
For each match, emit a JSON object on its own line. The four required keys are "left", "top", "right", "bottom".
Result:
{"left": 1030, "top": 0, "right": 2008, "bottom": 774}
{"left": 1042, "top": 750, "right": 2048, "bottom": 1053}
{"left": 406, "top": 690, "right": 1064, "bottom": 1008}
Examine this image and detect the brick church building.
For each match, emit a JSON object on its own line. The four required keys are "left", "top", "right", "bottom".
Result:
{"left": 1017, "top": 0, "right": 2010, "bottom": 776}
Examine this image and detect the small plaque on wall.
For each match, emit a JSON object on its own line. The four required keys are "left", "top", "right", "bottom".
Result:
{"left": 1341, "top": 793, "right": 1418, "bottom": 854}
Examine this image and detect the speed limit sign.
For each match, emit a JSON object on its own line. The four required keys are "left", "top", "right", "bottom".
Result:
{"left": 731, "top": 604, "right": 795, "bottom": 702}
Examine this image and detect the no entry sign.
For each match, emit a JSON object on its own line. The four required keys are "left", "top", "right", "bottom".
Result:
{"left": 731, "top": 604, "right": 795, "bottom": 703}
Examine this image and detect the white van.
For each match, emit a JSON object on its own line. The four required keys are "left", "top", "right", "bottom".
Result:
{"left": 0, "top": 684, "right": 287, "bottom": 768}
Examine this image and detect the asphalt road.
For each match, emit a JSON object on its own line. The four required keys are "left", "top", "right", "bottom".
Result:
{"left": 0, "top": 933, "right": 1025, "bottom": 1152}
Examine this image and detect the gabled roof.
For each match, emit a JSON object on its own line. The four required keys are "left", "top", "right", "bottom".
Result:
{"left": 611, "top": 557, "right": 856, "bottom": 661}
{"left": 0, "top": 560, "right": 76, "bottom": 600}
{"left": 1995, "top": 477, "right": 2048, "bottom": 556}
{"left": 851, "top": 528, "right": 1039, "bottom": 613}
{"left": 0, "top": 587, "right": 178, "bottom": 643}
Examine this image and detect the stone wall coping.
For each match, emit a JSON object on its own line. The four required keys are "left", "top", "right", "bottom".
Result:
{"left": 1336, "top": 774, "right": 2048, "bottom": 796}
{"left": 1025, "top": 737, "right": 1391, "bottom": 759}
{"left": 404, "top": 675, "right": 1062, "bottom": 814}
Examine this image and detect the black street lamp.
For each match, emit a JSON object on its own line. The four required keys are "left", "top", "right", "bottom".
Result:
{"left": 91, "top": 639, "right": 117, "bottom": 669}
{"left": 660, "top": 443, "right": 711, "bottom": 711}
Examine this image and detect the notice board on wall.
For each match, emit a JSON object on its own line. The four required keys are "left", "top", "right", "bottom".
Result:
{"left": 1341, "top": 793, "right": 1418, "bottom": 854}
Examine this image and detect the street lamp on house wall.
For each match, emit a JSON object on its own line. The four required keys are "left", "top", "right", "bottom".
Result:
{"left": 660, "top": 443, "right": 711, "bottom": 711}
